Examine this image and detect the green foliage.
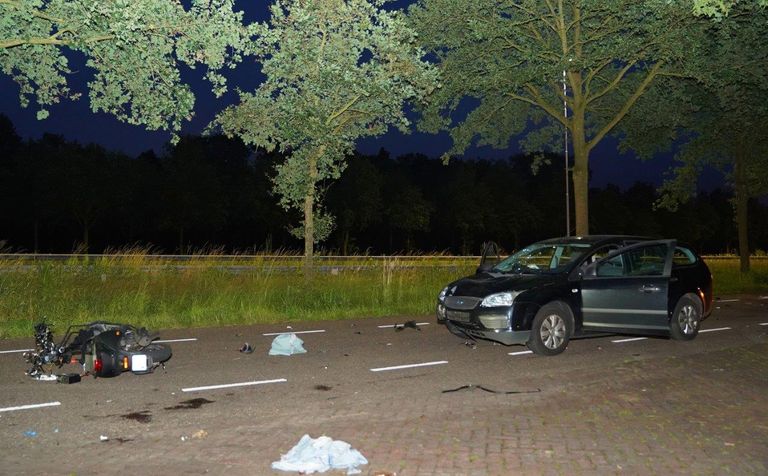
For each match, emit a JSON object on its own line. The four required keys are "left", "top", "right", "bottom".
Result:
{"left": 1, "top": 0, "right": 251, "bottom": 135}
{"left": 618, "top": 5, "right": 768, "bottom": 210}
{"left": 214, "top": 0, "right": 438, "bottom": 248}
{"left": 690, "top": 0, "right": 768, "bottom": 19}
{"left": 408, "top": 0, "right": 710, "bottom": 234}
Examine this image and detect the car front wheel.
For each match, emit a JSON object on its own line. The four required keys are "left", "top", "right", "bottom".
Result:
{"left": 527, "top": 302, "right": 573, "bottom": 356}
{"left": 670, "top": 294, "right": 702, "bottom": 341}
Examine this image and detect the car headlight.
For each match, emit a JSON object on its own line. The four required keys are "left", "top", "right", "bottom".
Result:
{"left": 438, "top": 286, "right": 450, "bottom": 301}
{"left": 480, "top": 291, "right": 519, "bottom": 307}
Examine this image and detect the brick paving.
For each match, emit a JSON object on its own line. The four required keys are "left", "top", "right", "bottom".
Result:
{"left": 1, "top": 299, "right": 767, "bottom": 475}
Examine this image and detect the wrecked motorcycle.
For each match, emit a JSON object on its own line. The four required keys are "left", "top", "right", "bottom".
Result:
{"left": 24, "top": 321, "right": 172, "bottom": 379}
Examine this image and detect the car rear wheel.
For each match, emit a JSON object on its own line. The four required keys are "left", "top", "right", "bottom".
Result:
{"left": 670, "top": 294, "right": 701, "bottom": 341}
{"left": 527, "top": 302, "right": 573, "bottom": 356}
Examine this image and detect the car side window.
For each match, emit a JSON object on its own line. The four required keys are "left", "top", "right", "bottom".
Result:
{"left": 596, "top": 244, "right": 668, "bottom": 277}
{"left": 596, "top": 253, "right": 624, "bottom": 277}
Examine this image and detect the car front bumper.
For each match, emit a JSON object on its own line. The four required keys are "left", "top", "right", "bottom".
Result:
{"left": 444, "top": 319, "right": 531, "bottom": 345}
{"left": 437, "top": 301, "right": 531, "bottom": 346}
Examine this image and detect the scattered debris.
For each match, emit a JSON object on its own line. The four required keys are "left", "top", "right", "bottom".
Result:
{"left": 314, "top": 385, "right": 332, "bottom": 391}
{"left": 57, "top": 373, "right": 81, "bottom": 384}
{"left": 32, "top": 374, "right": 58, "bottom": 382}
{"left": 100, "top": 435, "right": 109, "bottom": 442}
{"left": 239, "top": 343, "right": 254, "bottom": 354}
{"left": 272, "top": 434, "right": 368, "bottom": 475}
{"left": 23, "top": 430, "right": 37, "bottom": 438}
{"left": 442, "top": 384, "right": 541, "bottom": 395}
{"left": 394, "top": 320, "right": 421, "bottom": 332}
{"left": 463, "top": 340, "right": 476, "bottom": 349}
{"left": 269, "top": 333, "right": 307, "bottom": 356}
{"left": 191, "top": 429, "right": 208, "bottom": 440}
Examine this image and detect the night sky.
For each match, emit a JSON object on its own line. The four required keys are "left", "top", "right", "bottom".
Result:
{"left": 0, "top": 1, "right": 724, "bottom": 191}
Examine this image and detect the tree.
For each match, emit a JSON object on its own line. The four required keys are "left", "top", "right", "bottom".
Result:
{"left": 1, "top": 0, "right": 249, "bottom": 134}
{"left": 409, "top": 0, "right": 708, "bottom": 235}
{"left": 623, "top": 4, "right": 768, "bottom": 272}
{"left": 214, "top": 0, "right": 438, "bottom": 272}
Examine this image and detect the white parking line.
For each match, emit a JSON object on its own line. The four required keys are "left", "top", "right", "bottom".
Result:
{"left": 182, "top": 378, "right": 287, "bottom": 393}
{"left": 262, "top": 330, "right": 326, "bottom": 336}
{"left": 700, "top": 327, "right": 732, "bottom": 333}
{"left": 508, "top": 350, "right": 533, "bottom": 356}
{"left": 370, "top": 360, "right": 448, "bottom": 372}
{"left": 0, "top": 348, "right": 33, "bottom": 354}
{"left": 717, "top": 299, "right": 740, "bottom": 303}
{"left": 612, "top": 337, "right": 648, "bottom": 343}
{"left": 0, "top": 401, "right": 61, "bottom": 413}
{"left": 377, "top": 322, "right": 431, "bottom": 328}
{"left": 154, "top": 338, "right": 197, "bottom": 344}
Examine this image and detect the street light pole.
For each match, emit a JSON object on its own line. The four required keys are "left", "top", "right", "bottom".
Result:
{"left": 563, "top": 69, "right": 571, "bottom": 237}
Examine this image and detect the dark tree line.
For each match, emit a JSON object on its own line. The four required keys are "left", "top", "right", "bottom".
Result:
{"left": 0, "top": 115, "right": 764, "bottom": 255}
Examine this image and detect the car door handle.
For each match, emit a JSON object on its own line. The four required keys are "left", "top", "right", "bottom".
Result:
{"left": 639, "top": 285, "right": 661, "bottom": 293}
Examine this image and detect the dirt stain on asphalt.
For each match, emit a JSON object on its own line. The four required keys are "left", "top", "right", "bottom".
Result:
{"left": 122, "top": 411, "right": 152, "bottom": 423}
{"left": 164, "top": 398, "right": 215, "bottom": 410}
{"left": 314, "top": 384, "right": 333, "bottom": 391}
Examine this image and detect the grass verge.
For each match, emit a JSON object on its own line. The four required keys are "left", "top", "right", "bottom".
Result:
{"left": 0, "top": 254, "right": 764, "bottom": 339}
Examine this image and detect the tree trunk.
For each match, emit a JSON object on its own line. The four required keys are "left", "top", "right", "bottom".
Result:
{"left": 734, "top": 148, "right": 750, "bottom": 273}
{"left": 303, "top": 149, "right": 320, "bottom": 278}
{"left": 571, "top": 107, "right": 590, "bottom": 236}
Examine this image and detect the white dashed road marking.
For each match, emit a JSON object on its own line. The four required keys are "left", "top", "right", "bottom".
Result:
{"left": 612, "top": 337, "right": 649, "bottom": 343}
{"left": 370, "top": 360, "right": 448, "bottom": 372}
{"left": 262, "top": 330, "right": 326, "bottom": 336}
{"left": 760, "top": 323, "right": 768, "bottom": 326}
{"left": 182, "top": 378, "right": 287, "bottom": 393}
{"left": 0, "top": 401, "right": 61, "bottom": 413}
{"left": 700, "top": 327, "right": 732, "bottom": 333}
{"left": 0, "top": 348, "right": 33, "bottom": 354}
{"left": 717, "top": 299, "right": 740, "bottom": 303}
{"left": 154, "top": 338, "right": 197, "bottom": 344}
{"left": 508, "top": 350, "right": 533, "bottom": 356}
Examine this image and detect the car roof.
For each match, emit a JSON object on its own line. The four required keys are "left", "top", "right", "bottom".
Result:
{"left": 536, "top": 235, "right": 654, "bottom": 247}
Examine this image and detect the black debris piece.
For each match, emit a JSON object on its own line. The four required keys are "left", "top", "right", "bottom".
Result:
{"left": 239, "top": 343, "right": 254, "bottom": 354}
{"left": 394, "top": 320, "right": 421, "bottom": 332}
{"left": 442, "top": 384, "right": 541, "bottom": 395}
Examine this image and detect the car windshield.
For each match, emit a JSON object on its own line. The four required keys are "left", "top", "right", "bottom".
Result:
{"left": 492, "top": 243, "right": 592, "bottom": 274}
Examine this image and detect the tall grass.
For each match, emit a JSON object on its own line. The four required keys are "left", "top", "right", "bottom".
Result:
{"left": 0, "top": 253, "right": 764, "bottom": 339}
{"left": 0, "top": 252, "right": 474, "bottom": 339}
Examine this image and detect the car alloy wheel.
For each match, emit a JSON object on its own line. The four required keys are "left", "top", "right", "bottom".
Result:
{"left": 678, "top": 303, "right": 699, "bottom": 335}
{"left": 670, "top": 294, "right": 701, "bottom": 341}
{"left": 541, "top": 314, "right": 566, "bottom": 349}
{"left": 527, "top": 302, "right": 573, "bottom": 356}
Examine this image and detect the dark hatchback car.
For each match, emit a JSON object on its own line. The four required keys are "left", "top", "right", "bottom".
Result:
{"left": 436, "top": 236, "right": 713, "bottom": 355}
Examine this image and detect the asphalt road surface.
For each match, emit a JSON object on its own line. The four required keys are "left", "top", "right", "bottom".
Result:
{"left": 1, "top": 295, "right": 767, "bottom": 475}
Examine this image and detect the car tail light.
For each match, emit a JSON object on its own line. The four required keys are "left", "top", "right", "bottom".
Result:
{"left": 122, "top": 356, "right": 129, "bottom": 370}
{"left": 94, "top": 358, "right": 103, "bottom": 374}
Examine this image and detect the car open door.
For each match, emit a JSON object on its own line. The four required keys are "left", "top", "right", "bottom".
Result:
{"left": 476, "top": 241, "right": 501, "bottom": 273}
{"left": 580, "top": 240, "right": 675, "bottom": 334}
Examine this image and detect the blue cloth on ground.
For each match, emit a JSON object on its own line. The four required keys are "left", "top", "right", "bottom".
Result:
{"left": 271, "top": 434, "right": 368, "bottom": 475}
{"left": 268, "top": 333, "right": 307, "bottom": 356}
